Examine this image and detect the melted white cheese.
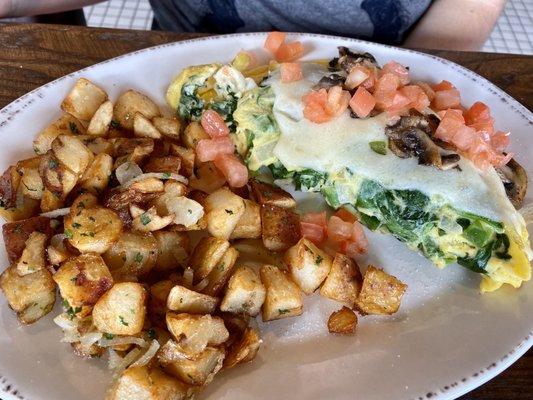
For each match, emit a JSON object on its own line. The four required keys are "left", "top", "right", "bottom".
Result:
{"left": 269, "top": 64, "right": 519, "bottom": 226}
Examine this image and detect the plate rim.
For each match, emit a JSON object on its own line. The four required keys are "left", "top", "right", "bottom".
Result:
{"left": 0, "top": 32, "right": 531, "bottom": 400}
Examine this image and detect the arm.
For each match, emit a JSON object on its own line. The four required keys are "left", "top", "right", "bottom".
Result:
{"left": 404, "top": 0, "right": 507, "bottom": 51}
{"left": 0, "top": 0, "right": 103, "bottom": 17}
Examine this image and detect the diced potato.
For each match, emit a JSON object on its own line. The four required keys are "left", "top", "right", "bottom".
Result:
{"left": 92, "top": 282, "right": 147, "bottom": 335}
{"left": 144, "top": 156, "right": 182, "bottom": 175}
{"left": 70, "top": 192, "right": 99, "bottom": 210}
{"left": 64, "top": 206, "right": 122, "bottom": 254}
{"left": 320, "top": 253, "right": 362, "bottom": 307}
{"left": 149, "top": 279, "right": 175, "bottom": 322}
{"left": 71, "top": 341, "right": 104, "bottom": 359}
{"left": 2, "top": 216, "right": 53, "bottom": 263}
{"left": 81, "top": 136, "right": 114, "bottom": 155}
{"left": 107, "top": 365, "right": 195, "bottom": 400}
{"left": 131, "top": 205, "right": 174, "bottom": 232}
{"left": 188, "top": 237, "right": 230, "bottom": 283}
{"left": 40, "top": 189, "right": 64, "bottom": 213}
{"left": 53, "top": 253, "right": 113, "bottom": 317}
{"left": 87, "top": 100, "right": 113, "bottom": 137}
{"left": 355, "top": 266, "right": 407, "bottom": 315}
{"left": 0, "top": 165, "right": 21, "bottom": 208}
{"left": 159, "top": 345, "right": 225, "bottom": 386}
{"left": 327, "top": 306, "right": 357, "bottom": 334}
{"left": 259, "top": 264, "right": 303, "bottom": 321}
{"left": 15, "top": 231, "right": 47, "bottom": 276}
{"left": 189, "top": 162, "right": 226, "bottom": 194}
{"left": 284, "top": 238, "right": 332, "bottom": 295}
{"left": 201, "top": 246, "right": 238, "bottom": 297}
{"left": 61, "top": 78, "right": 108, "bottom": 121}
{"left": 182, "top": 121, "right": 209, "bottom": 149}
{"left": 220, "top": 266, "right": 265, "bottom": 316}
{"left": 166, "top": 313, "right": 229, "bottom": 356}
{"left": 47, "top": 234, "right": 73, "bottom": 265}
{"left": 113, "top": 90, "right": 160, "bottom": 131}
{"left": 133, "top": 113, "right": 162, "bottom": 139}
{"left": 152, "top": 117, "right": 181, "bottom": 139}
{"left": 159, "top": 196, "right": 204, "bottom": 230}
{"left": 251, "top": 180, "right": 296, "bottom": 208}
{"left": 230, "top": 199, "right": 261, "bottom": 239}
{"left": 51, "top": 134, "right": 94, "bottom": 176}
{"left": 40, "top": 153, "right": 78, "bottom": 199}
{"left": 153, "top": 230, "right": 189, "bottom": 272}
{"left": 205, "top": 187, "right": 245, "bottom": 239}
{"left": 79, "top": 153, "right": 113, "bottom": 194}
{"left": 19, "top": 163, "right": 44, "bottom": 200}
{"left": 170, "top": 145, "right": 195, "bottom": 177}
{"left": 103, "top": 231, "right": 158, "bottom": 281}
{"left": 103, "top": 187, "right": 157, "bottom": 229}
{"left": 167, "top": 285, "right": 218, "bottom": 314}
{"left": 112, "top": 137, "right": 154, "bottom": 162}
{"left": 260, "top": 204, "right": 301, "bottom": 252}
{"left": 223, "top": 327, "right": 261, "bottom": 369}
{"left": 0, "top": 266, "right": 56, "bottom": 324}
{"left": 33, "top": 114, "right": 86, "bottom": 155}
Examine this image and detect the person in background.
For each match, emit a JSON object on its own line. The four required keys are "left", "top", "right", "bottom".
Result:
{"left": 0, "top": 0, "right": 508, "bottom": 51}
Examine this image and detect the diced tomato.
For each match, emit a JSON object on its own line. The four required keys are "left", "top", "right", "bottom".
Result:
{"left": 326, "top": 85, "right": 351, "bottom": 117}
{"left": 465, "top": 101, "right": 491, "bottom": 125}
{"left": 334, "top": 208, "right": 357, "bottom": 224}
{"left": 301, "top": 211, "right": 327, "bottom": 226}
{"left": 341, "top": 240, "right": 367, "bottom": 258}
{"left": 432, "top": 89, "right": 461, "bottom": 110}
{"left": 303, "top": 89, "right": 331, "bottom": 123}
{"left": 327, "top": 216, "right": 353, "bottom": 242}
{"left": 490, "top": 151, "right": 513, "bottom": 167}
{"left": 301, "top": 222, "right": 326, "bottom": 245}
{"left": 435, "top": 109, "right": 465, "bottom": 142}
{"left": 491, "top": 131, "right": 510, "bottom": 152}
{"left": 381, "top": 61, "right": 410, "bottom": 86}
{"left": 432, "top": 80, "right": 455, "bottom": 91}
{"left": 349, "top": 86, "right": 376, "bottom": 118}
{"left": 399, "top": 85, "right": 430, "bottom": 112}
{"left": 374, "top": 73, "right": 401, "bottom": 92}
{"left": 451, "top": 125, "right": 477, "bottom": 151}
{"left": 280, "top": 62, "right": 303, "bottom": 83}
{"left": 275, "top": 41, "right": 305, "bottom": 62}
{"left": 264, "top": 31, "right": 286, "bottom": 54}
{"left": 201, "top": 110, "right": 229, "bottom": 138}
{"left": 469, "top": 120, "right": 494, "bottom": 135}
{"left": 360, "top": 67, "right": 378, "bottom": 91}
{"left": 415, "top": 82, "right": 435, "bottom": 101}
{"left": 373, "top": 90, "right": 396, "bottom": 111}
{"left": 196, "top": 136, "right": 234, "bottom": 162}
{"left": 213, "top": 153, "right": 248, "bottom": 188}
{"left": 388, "top": 91, "right": 411, "bottom": 112}
{"left": 345, "top": 66, "right": 370, "bottom": 90}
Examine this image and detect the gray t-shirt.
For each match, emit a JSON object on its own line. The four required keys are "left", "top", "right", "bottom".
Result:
{"left": 150, "top": 0, "right": 431, "bottom": 44}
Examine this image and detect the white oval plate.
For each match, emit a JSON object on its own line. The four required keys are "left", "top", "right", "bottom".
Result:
{"left": 0, "top": 33, "right": 532, "bottom": 400}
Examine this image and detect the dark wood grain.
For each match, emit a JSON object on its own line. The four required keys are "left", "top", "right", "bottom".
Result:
{"left": 0, "top": 23, "right": 531, "bottom": 400}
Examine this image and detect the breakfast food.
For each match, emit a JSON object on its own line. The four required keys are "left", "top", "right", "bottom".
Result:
{"left": 0, "top": 33, "right": 529, "bottom": 399}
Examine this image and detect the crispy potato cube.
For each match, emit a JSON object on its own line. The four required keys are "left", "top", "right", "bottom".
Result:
{"left": 167, "top": 285, "right": 218, "bottom": 314}
{"left": 230, "top": 199, "right": 261, "bottom": 239}
{"left": 47, "top": 233, "right": 73, "bottom": 265}
{"left": 40, "top": 153, "right": 78, "bottom": 199}
{"left": 320, "top": 253, "right": 362, "bottom": 307}
{"left": 128, "top": 177, "right": 164, "bottom": 194}
{"left": 259, "top": 264, "right": 303, "bottom": 321}
{"left": 93, "top": 282, "right": 147, "bottom": 335}
{"left": 260, "top": 204, "right": 301, "bottom": 252}
{"left": 188, "top": 237, "right": 229, "bottom": 283}
{"left": 52, "top": 134, "right": 94, "bottom": 176}
{"left": 81, "top": 136, "right": 113, "bottom": 155}
{"left": 0, "top": 165, "right": 21, "bottom": 208}
{"left": 220, "top": 266, "right": 265, "bottom": 316}
{"left": 87, "top": 100, "right": 113, "bottom": 137}
{"left": 205, "top": 187, "right": 245, "bottom": 239}
{"left": 170, "top": 145, "right": 195, "bottom": 177}
{"left": 328, "top": 306, "right": 357, "bottom": 334}
{"left": 149, "top": 279, "right": 175, "bottom": 323}
{"left": 153, "top": 230, "right": 189, "bottom": 272}
{"left": 112, "top": 137, "right": 154, "bottom": 160}
{"left": 71, "top": 341, "right": 104, "bottom": 359}
{"left": 224, "top": 327, "right": 261, "bottom": 369}
{"left": 61, "top": 78, "right": 108, "bottom": 121}
{"left": 189, "top": 162, "right": 226, "bottom": 194}
{"left": 103, "top": 231, "right": 158, "bottom": 281}
{"left": 284, "top": 238, "right": 332, "bottom": 295}
{"left": 54, "top": 253, "right": 113, "bottom": 317}
{"left": 40, "top": 189, "right": 64, "bottom": 213}
{"left": 355, "top": 266, "right": 407, "bottom": 315}
{"left": 251, "top": 180, "right": 296, "bottom": 208}
{"left": 107, "top": 365, "right": 194, "bottom": 400}
{"left": 182, "top": 121, "right": 209, "bottom": 149}
{"left": 166, "top": 313, "right": 229, "bottom": 356}
{"left": 131, "top": 205, "right": 174, "bottom": 232}
{"left": 201, "top": 246, "right": 238, "bottom": 297}
{"left": 160, "top": 345, "right": 225, "bottom": 386}
{"left": 144, "top": 156, "right": 182, "bottom": 175}
{"left": 64, "top": 206, "right": 122, "bottom": 254}
{"left": 133, "top": 112, "right": 162, "bottom": 139}
{"left": 79, "top": 153, "right": 113, "bottom": 194}
{"left": 33, "top": 114, "right": 86, "bottom": 155}
{"left": 2, "top": 216, "right": 53, "bottom": 263}
{"left": 15, "top": 231, "right": 47, "bottom": 276}
{"left": 19, "top": 162, "right": 44, "bottom": 200}
{"left": 153, "top": 117, "right": 181, "bottom": 139}
{"left": 0, "top": 266, "right": 56, "bottom": 324}
{"left": 114, "top": 90, "right": 160, "bottom": 131}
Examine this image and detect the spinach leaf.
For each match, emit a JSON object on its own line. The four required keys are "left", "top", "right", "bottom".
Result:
{"left": 293, "top": 169, "right": 328, "bottom": 192}
{"left": 178, "top": 85, "right": 204, "bottom": 120}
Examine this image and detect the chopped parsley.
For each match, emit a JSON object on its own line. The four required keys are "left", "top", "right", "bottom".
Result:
{"left": 147, "top": 328, "right": 156, "bottom": 340}
{"left": 103, "top": 333, "right": 115, "bottom": 340}
{"left": 315, "top": 255, "right": 323, "bottom": 265}
{"left": 63, "top": 298, "right": 82, "bottom": 319}
{"left": 72, "top": 222, "right": 82, "bottom": 229}
{"left": 89, "top": 216, "right": 96, "bottom": 222}
{"left": 110, "top": 120, "right": 121, "bottom": 129}
{"left": 49, "top": 158, "right": 58, "bottom": 170}
{"left": 134, "top": 252, "right": 143, "bottom": 263}
{"left": 278, "top": 308, "right": 291, "bottom": 315}
{"left": 140, "top": 213, "right": 151, "bottom": 226}
{"left": 369, "top": 141, "right": 387, "bottom": 155}
{"left": 64, "top": 229, "right": 73, "bottom": 240}
{"left": 119, "top": 316, "right": 129, "bottom": 326}
{"left": 162, "top": 172, "right": 171, "bottom": 180}
{"left": 69, "top": 122, "right": 80, "bottom": 134}
{"left": 225, "top": 209, "right": 234, "bottom": 215}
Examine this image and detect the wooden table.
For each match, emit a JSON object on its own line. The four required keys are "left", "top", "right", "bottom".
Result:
{"left": 0, "top": 23, "right": 531, "bottom": 400}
